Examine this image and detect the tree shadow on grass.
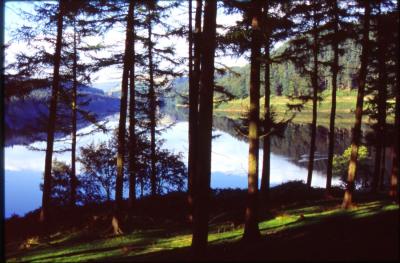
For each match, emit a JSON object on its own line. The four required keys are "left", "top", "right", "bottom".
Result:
{"left": 8, "top": 202, "right": 398, "bottom": 262}
{"left": 109, "top": 209, "right": 399, "bottom": 262}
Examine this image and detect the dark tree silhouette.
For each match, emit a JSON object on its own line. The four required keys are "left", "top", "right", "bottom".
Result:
{"left": 260, "top": 0, "right": 272, "bottom": 206}
{"left": 114, "top": 0, "right": 135, "bottom": 235}
{"left": 324, "top": 0, "right": 350, "bottom": 195}
{"left": 188, "top": 0, "right": 202, "bottom": 224}
{"left": 128, "top": 1, "right": 137, "bottom": 210}
{"left": 146, "top": 5, "right": 157, "bottom": 196}
{"left": 389, "top": 0, "right": 399, "bottom": 200}
{"left": 370, "top": 2, "right": 390, "bottom": 192}
{"left": 284, "top": 0, "right": 328, "bottom": 188}
{"left": 260, "top": 0, "right": 293, "bottom": 205}
{"left": 40, "top": 0, "right": 66, "bottom": 224}
{"left": 191, "top": 0, "right": 216, "bottom": 256}
{"left": 70, "top": 18, "right": 78, "bottom": 208}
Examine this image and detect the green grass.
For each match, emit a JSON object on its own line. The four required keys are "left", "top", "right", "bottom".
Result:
{"left": 6, "top": 200, "right": 398, "bottom": 262}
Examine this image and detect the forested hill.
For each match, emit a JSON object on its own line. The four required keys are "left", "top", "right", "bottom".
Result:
{"left": 174, "top": 39, "right": 360, "bottom": 101}
{"left": 5, "top": 82, "right": 120, "bottom": 146}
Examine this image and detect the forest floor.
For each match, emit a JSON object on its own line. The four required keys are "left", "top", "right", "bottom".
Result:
{"left": 215, "top": 89, "right": 395, "bottom": 127}
{"left": 5, "top": 182, "right": 399, "bottom": 262}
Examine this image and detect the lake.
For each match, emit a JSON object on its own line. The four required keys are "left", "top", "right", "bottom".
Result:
{"left": 5, "top": 112, "right": 344, "bottom": 218}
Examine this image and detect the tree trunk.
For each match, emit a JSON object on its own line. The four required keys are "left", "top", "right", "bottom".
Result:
{"left": 342, "top": 2, "right": 371, "bottom": 209}
{"left": 372, "top": 10, "right": 388, "bottom": 192}
{"left": 70, "top": 18, "right": 78, "bottom": 208}
{"left": 191, "top": 0, "right": 216, "bottom": 256}
{"left": 307, "top": 7, "right": 319, "bottom": 189}
{"left": 128, "top": 2, "right": 136, "bottom": 210}
{"left": 114, "top": 0, "right": 135, "bottom": 234}
{"left": 326, "top": 0, "right": 339, "bottom": 195}
{"left": 148, "top": 9, "right": 157, "bottom": 197}
{"left": 379, "top": 149, "right": 386, "bottom": 191}
{"left": 389, "top": 77, "right": 399, "bottom": 201}
{"left": 188, "top": 0, "right": 202, "bottom": 225}
{"left": 260, "top": 1, "right": 271, "bottom": 206}
{"left": 389, "top": 1, "right": 399, "bottom": 200}
{"left": 243, "top": 0, "right": 262, "bottom": 242}
{"left": 40, "top": 0, "right": 65, "bottom": 224}
{"left": 188, "top": 0, "right": 193, "bottom": 205}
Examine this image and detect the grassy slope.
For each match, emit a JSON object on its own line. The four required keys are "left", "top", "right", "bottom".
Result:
{"left": 214, "top": 89, "right": 394, "bottom": 128}
{"left": 6, "top": 198, "right": 399, "bottom": 262}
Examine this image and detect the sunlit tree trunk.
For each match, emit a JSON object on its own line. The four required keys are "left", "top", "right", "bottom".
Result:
{"left": 243, "top": 0, "right": 262, "bottom": 242}
{"left": 260, "top": 0, "right": 271, "bottom": 206}
{"left": 191, "top": 0, "right": 216, "bottom": 256}
{"left": 342, "top": 2, "right": 371, "bottom": 209}
{"left": 128, "top": 2, "right": 136, "bottom": 209}
{"left": 326, "top": 0, "right": 339, "bottom": 195}
{"left": 147, "top": 9, "right": 157, "bottom": 196}
{"left": 40, "top": 0, "right": 65, "bottom": 223}
{"left": 114, "top": 0, "right": 135, "bottom": 234}
{"left": 70, "top": 18, "right": 78, "bottom": 208}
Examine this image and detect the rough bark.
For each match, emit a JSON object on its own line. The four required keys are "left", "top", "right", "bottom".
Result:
{"left": 40, "top": 0, "right": 65, "bottom": 223}
{"left": 243, "top": 0, "right": 262, "bottom": 242}
{"left": 191, "top": 0, "right": 216, "bottom": 256}
{"left": 114, "top": 0, "right": 135, "bottom": 234}
{"left": 342, "top": 2, "right": 371, "bottom": 209}
{"left": 326, "top": 0, "right": 339, "bottom": 194}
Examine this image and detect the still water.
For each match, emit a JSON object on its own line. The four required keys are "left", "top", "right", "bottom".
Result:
{"left": 5, "top": 113, "right": 342, "bottom": 218}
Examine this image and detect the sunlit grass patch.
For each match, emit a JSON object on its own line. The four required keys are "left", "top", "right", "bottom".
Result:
{"left": 215, "top": 90, "right": 398, "bottom": 127}
{"left": 208, "top": 228, "right": 244, "bottom": 244}
{"left": 7, "top": 232, "right": 148, "bottom": 263}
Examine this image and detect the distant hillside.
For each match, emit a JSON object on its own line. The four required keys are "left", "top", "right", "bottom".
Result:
{"left": 5, "top": 82, "right": 120, "bottom": 146}
{"left": 173, "top": 38, "right": 360, "bottom": 103}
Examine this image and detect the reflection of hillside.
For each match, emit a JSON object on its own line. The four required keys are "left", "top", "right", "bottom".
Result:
{"left": 211, "top": 116, "right": 352, "bottom": 172}
{"left": 163, "top": 107, "right": 353, "bottom": 171}
{"left": 5, "top": 84, "right": 120, "bottom": 146}
{"left": 270, "top": 124, "right": 351, "bottom": 171}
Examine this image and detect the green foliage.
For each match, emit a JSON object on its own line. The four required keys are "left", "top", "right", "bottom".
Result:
{"left": 171, "top": 36, "right": 361, "bottom": 109}
{"left": 199, "top": 38, "right": 360, "bottom": 102}
{"left": 332, "top": 145, "right": 371, "bottom": 186}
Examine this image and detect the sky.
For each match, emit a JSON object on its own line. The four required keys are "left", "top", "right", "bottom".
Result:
{"left": 4, "top": 1, "right": 248, "bottom": 91}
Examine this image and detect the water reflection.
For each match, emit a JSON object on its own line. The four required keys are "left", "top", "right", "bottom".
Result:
{"left": 5, "top": 110, "right": 345, "bottom": 218}
{"left": 162, "top": 121, "right": 341, "bottom": 188}
{"left": 165, "top": 107, "right": 352, "bottom": 172}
